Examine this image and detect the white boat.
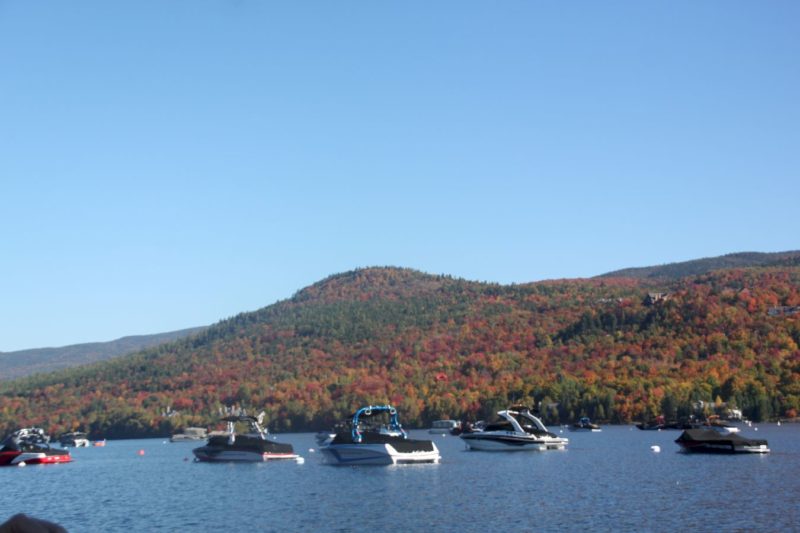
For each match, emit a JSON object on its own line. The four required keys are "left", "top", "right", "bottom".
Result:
{"left": 704, "top": 416, "right": 740, "bottom": 434}
{"left": 428, "top": 420, "right": 460, "bottom": 434}
{"left": 59, "top": 432, "right": 91, "bottom": 447}
{"left": 170, "top": 427, "right": 208, "bottom": 442}
{"left": 193, "top": 413, "right": 297, "bottom": 462}
{"left": 460, "top": 405, "right": 568, "bottom": 451}
{"left": 321, "top": 405, "right": 440, "bottom": 465}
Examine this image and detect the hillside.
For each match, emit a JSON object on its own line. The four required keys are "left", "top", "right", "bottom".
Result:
{"left": 599, "top": 250, "right": 800, "bottom": 280}
{"left": 0, "top": 266, "right": 798, "bottom": 439}
{"left": 0, "top": 327, "right": 207, "bottom": 381}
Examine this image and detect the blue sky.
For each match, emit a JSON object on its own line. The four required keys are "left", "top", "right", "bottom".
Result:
{"left": 1, "top": 1, "right": 798, "bottom": 351}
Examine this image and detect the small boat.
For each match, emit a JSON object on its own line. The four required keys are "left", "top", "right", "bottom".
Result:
{"left": 453, "top": 420, "right": 485, "bottom": 436}
{"left": 675, "top": 428, "right": 769, "bottom": 454}
{"left": 636, "top": 416, "right": 701, "bottom": 430}
{"left": 193, "top": 413, "right": 297, "bottom": 462}
{"left": 92, "top": 440, "right": 107, "bottom": 447}
{"left": 315, "top": 431, "right": 337, "bottom": 447}
{"left": 59, "top": 432, "right": 90, "bottom": 447}
{"left": 0, "top": 428, "right": 72, "bottom": 466}
{"left": 569, "top": 417, "right": 602, "bottom": 432}
{"left": 703, "top": 416, "right": 740, "bottom": 434}
{"left": 321, "top": 405, "right": 440, "bottom": 465}
{"left": 170, "top": 427, "right": 208, "bottom": 442}
{"left": 428, "top": 420, "right": 461, "bottom": 434}
{"left": 460, "top": 405, "right": 568, "bottom": 451}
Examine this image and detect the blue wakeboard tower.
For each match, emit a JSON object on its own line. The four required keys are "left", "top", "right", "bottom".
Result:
{"left": 351, "top": 405, "right": 407, "bottom": 443}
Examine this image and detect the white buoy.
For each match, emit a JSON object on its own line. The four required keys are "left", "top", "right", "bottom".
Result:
{"left": 295, "top": 456, "right": 305, "bottom": 464}
{"left": 308, "top": 448, "right": 315, "bottom": 453}
{"left": 650, "top": 445, "right": 661, "bottom": 453}
{"left": 18, "top": 461, "right": 26, "bottom": 467}
{"left": 777, "top": 421, "right": 781, "bottom": 426}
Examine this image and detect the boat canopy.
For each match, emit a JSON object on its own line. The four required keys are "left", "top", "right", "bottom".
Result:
{"left": 676, "top": 429, "right": 768, "bottom": 447}
{"left": 220, "top": 415, "right": 259, "bottom": 424}
{"left": 351, "top": 405, "right": 407, "bottom": 443}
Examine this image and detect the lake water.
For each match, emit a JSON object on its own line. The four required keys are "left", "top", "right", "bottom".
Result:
{"left": 1, "top": 424, "right": 798, "bottom": 532}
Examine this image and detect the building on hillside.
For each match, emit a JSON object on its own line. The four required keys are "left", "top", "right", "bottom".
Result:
{"left": 643, "top": 292, "right": 669, "bottom": 306}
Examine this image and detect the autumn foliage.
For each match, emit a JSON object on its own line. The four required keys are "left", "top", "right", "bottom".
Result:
{"left": 1, "top": 266, "right": 798, "bottom": 438}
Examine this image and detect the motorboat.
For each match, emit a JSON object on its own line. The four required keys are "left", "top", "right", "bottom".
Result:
{"left": 460, "top": 405, "right": 568, "bottom": 451}
{"left": 59, "top": 432, "right": 90, "bottom": 447}
{"left": 320, "top": 405, "right": 440, "bottom": 465}
{"left": 0, "top": 428, "right": 72, "bottom": 466}
{"left": 675, "top": 429, "right": 769, "bottom": 454}
{"left": 703, "top": 416, "right": 740, "bottom": 434}
{"left": 636, "top": 416, "right": 701, "bottom": 430}
{"left": 569, "top": 417, "right": 602, "bottom": 432}
{"left": 452, "top": 420, "right": 485, "bottom": 436}
{"left": 193, "top": 413, "right": 297, "bottom": 462}
{"left": 318, "top": 415, "right": 404, "bottom": 446}
{"left": 429, "top": 420, "right": 461, "bottom": 434}
{"left": 170, "top": 427, "right": 208, "bottom": 442}
{"left": 315, "top": 431, "right": 337, "bottom": 447}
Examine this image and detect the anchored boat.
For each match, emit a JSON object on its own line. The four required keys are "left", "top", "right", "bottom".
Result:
{"left": 59, "top": 432, "right": 90, "bottom": 447}
{"left": 320, "top": 405, "right": 440, "bottom": 465}
{"left": 0, "top": 428, "right": 72, "bottom": 466}
{"left": 675, "top": 429, "right": 769, "bottom": 454}
{"left": 170, "top": 427, "right": 208, "bottom": 442}
{"left": 569, "top": 417, "right": 602, "bottom": 432}
{"left": 460, "top": 405, "right": 568, "bottom": 451}
{"left": 193, "top": 414, "right": 297, "bottom": 462}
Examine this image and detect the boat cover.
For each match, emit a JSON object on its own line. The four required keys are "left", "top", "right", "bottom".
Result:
{"left": 329, "top": 432, "right": 436, "bottom": 453}
{"left": 675, "top": 429, "right": 767, "bottom": 447}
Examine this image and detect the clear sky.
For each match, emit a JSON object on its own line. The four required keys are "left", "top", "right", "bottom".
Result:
{"left": 1, "top": 1, "right": 798, "bottom": 351}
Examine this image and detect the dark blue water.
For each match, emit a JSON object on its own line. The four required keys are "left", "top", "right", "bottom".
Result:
{"left": 1, "top": 424, "right": 798, "bottom": 532}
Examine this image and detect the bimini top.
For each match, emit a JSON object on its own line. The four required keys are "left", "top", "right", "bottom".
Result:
{"left": 220, "top": 415, "right": 261, "bottom": 424}
{"left": 351, "top": 405, "right": 407, "bottom": 443}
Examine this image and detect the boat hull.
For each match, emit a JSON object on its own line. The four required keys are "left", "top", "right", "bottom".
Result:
{"left": 675, "top": 429, "right": 769, "bottom": 454}
{"left": 193, "top": 446, "right": 297, "bottom": 462}
{"left": 0, "top": 449, "right": 72, "bottom": 466}
{"left": 460, "top": 433, "right": 567, "bottom": 451}
{"left": 321, "top": 442, "right": 440, "bottom": 465}
{"left": 677, "top": 442, "right": 769, "bottom": 454}
{"left": 193, "top": 434, "right": 297, "bottom": 462}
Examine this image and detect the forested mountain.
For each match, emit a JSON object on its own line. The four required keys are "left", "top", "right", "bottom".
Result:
{"left": 0, "top": 265, "right": 798, "bottom": 439}
{"left": 0, "top": 327, "right": 207, "bottom": 381}
{"left": 599, "top": 250, "right": 800, "bottom": 280}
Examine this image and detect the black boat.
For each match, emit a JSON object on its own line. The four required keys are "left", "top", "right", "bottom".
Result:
{"left": 569, "top": 417, "right": 602, "bottom": 432}
{"left": 637, "top": 415, "right": 702, "bottom": 430}
{"left": 675, "top": 429, "right": 769, "bottom": 454}
{"left": 193, "top": 414, "right": 297, "bottom": 462}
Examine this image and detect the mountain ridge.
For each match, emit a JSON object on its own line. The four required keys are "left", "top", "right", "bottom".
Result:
{"left": 598, "top": 250, "right": 800, "bottom": 280}
{"left": 0, "top": 327, "right": 207, "bottom": 381}
{"left": 1, "top": 259, "right": 798, "bottom": 438}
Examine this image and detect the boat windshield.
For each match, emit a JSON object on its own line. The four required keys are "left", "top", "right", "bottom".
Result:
{"left": 510, "top": 411, "right": 548, "bottom": 433}
{"left": 351, "top": 405, "right": 406, "bottom": 443}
